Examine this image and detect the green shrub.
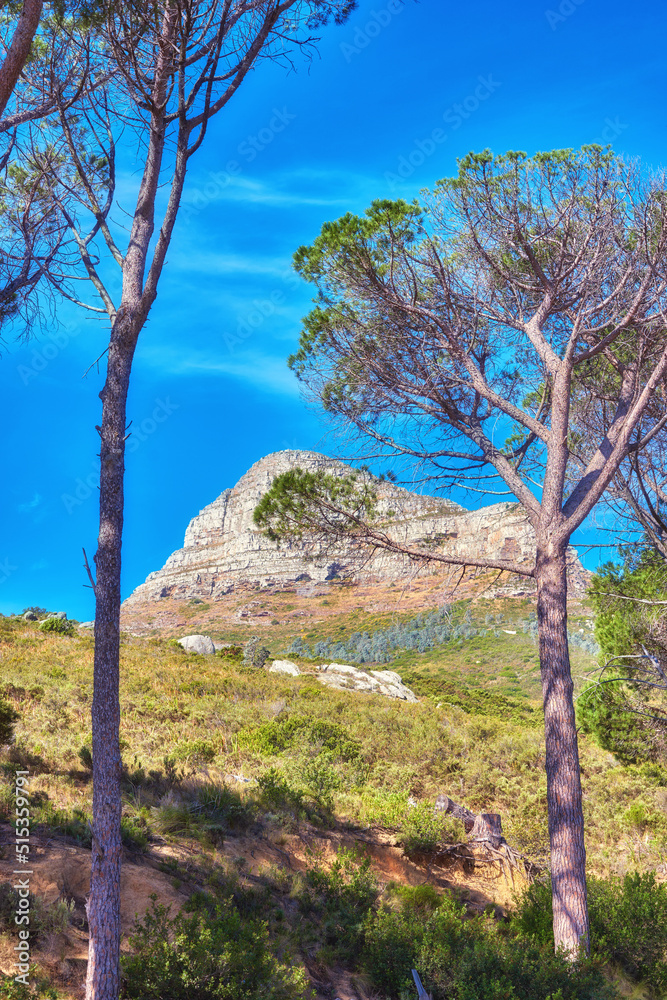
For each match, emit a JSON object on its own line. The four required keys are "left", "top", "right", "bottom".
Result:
{"left": 0, "top": 883, "right": 75, "bottom": 941}
{"left": 363, "top": 891, "right": 614, "bottom": 1000}
{"left": 517, "top": 872, "right": 667, "bottom": 995}
{"left": 172, "top": 738, "right": 217, "bottom": 766}
{"left": 401, "top": 668, "right": 540, "bottom": 725}
{"left": 302, "top": 846, "right": 377, "bottom": 963}
{"left": 121, "top": 815, "right": 149, "bottom": 850}
{"left": 151, "top": 783, "right": 253, "bottom": 842}
{"left": 399, "top": 802, "right": 458, "bottom": 853}
{"left": 121, "top": 894, "right": 312, "bottom": 999}
{"left": 216, "top": 645, "right": 243, "bottom": 662}
{"left": 0, "top": 972, "right": 57, "bottom": 999}
{"left": 590, "top": 872, "right": 667, "bottom": 992}
{"left": 39, "top": 617, "right": 75, "bottom": 636}
{"left": 257, "top": 767, "right": 305, "bottom": 816}
{"left": 196, "top": 782, "right": 254, "bottom": 832}
{"left": 577, "top": 681, "right": 660, "bottom": 764}
{"left": 240, "top": 715, "right": 361, "bottom": 762}
{"left": 289, "top": 750, "right": 341, "bottom": 809}
{"left": 0, "top": 698, "right": 19, "bottom": 744}
{"left": 78, "top": 744, "right": 93, "bottom": 770}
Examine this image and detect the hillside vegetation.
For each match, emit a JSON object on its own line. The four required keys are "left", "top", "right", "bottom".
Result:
{"left": 1, "top": 594, "right": 666, "bottom": 999}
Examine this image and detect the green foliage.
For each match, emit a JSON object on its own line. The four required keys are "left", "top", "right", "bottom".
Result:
{"left": 585, "top": 548, "right": 667, "bottom": 762}
{"left": 590, "top": 549, "right": 667, "bottom": 660}
{"left": 0, "top": 698, "right": 19, "bottom": 744}
{"left": 216, "top": 645, "right": 243, "bottom": 663}
{"left": 516, "top": 872, "right": 667, "bottom": 996}
{"left": 121, "top": 894, "right": 312, "bottom": 1000}
{"left": 151, "top": 783, "right": 254, "bottom": 842}
{"left": 39, "top": 617, "right": 75, "bottom": 636}
{"left": 241, "top": 715, "right": 361, "bottom": 762}
{"left": 253, "top": 466, "right": 380, "bottom": 543}
{"left": 257, "top": 767, "right": 305, "bottom": 816}
{"left": 287, "top": 605, "right": 483, "bottom": 665}
{"left": 0, "top": 882, "right": 75, "bottom": 940}
{"left": 300, "top": 846, "right": 378, "bottom": 963}
{"left": 401, "top": 667, "right": 540, "bottom": 725}
{"left": 577, "top": 681, "right": 657, "bottom": 764}
{"left": 0, "top": 973, "right": 58, "bottom": 999}
{"left": 363, "top": 888, "right": 614, "bottom": 1000}
{"left": 399, "top": 802, "right": 454, "bottom": 853}
{"left": 78, "top": 744, "right": 93, "bottom": 770}
{"left": 172, "top": 738, "right": 217, "bottom": 766}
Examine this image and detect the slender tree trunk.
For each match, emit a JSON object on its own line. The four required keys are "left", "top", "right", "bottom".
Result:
{"left": 86, "top": 319, "right": 138, "bottom": 1000}
{"left": 536, "top": 538, "right": 589, "bottom": 957}
{"left": 0, "top": 0, "right": 43, "bottom": 119}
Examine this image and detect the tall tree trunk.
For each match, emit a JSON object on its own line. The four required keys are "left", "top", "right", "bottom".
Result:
{"left": 536, "top": 538, "right": 589, "bottom": 957}
{"left": 86, "top": 320, "right": 137, "bottom": 1000}
{"left": 0, "top": 0, "right": 43, "bottom": 119}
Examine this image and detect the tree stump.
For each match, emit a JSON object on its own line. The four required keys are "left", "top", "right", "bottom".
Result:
{"left": 434, "top": 793, "right": 476, "bottom": 833}
{"left": 468, "top": 812, "right": 504, "bottom": 848}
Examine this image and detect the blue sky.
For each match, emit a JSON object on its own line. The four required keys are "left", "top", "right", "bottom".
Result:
{"left": 2, "top": 0, "right": 666, "bottom": 620}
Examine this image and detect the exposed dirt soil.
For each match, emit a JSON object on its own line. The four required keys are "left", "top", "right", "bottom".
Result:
{"left": 119, "top": 569, "right": 544, "bottom": 642}
{"left": 0, "top": 817, "right": 528, "bottom": 999}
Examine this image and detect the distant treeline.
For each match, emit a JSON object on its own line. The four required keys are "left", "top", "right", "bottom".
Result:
{"left": 286, "top": 606, "right": 599, "bottom": 665}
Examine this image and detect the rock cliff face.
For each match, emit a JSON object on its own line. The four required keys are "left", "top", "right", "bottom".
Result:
{"left": 124, "top": 450, "right": 587, "bottom": 605}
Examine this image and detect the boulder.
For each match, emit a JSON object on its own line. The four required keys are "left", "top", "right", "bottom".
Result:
{"left": 23, "top": 612, "right": 38, "bottom": 621}
{"left": 268, "top": 660, "right": 301, "bottom": 677}
{"left": 316, "top": 663, "right": 418, "bottom": 702}
{"left": 177, "top": 634, "right": 215, "bottom": 655}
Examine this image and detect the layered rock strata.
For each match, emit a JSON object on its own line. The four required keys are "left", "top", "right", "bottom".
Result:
{"left": 124, "top": 450, "right": 587, "bottom": 605}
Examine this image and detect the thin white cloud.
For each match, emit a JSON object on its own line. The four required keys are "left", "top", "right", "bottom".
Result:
{"left": 182, "top": 171, "right": 367, "bottom": 209}
{"left": 140, "top": 345, "right": 301, "bottom": 397}
{"left": 17, "top": 493, "right": 42, "bottom": 513}
{"left": 167, "top": 249, "right": 297, "bottom": 279}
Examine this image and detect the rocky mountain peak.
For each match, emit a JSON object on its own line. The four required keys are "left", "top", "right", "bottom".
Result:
{"left": 123, "top": 450, "right": 588, "bottom": 606}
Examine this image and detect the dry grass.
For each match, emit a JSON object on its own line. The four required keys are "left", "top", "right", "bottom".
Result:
{"left": 1, "top": 596, "right": 666, "bottom": 998}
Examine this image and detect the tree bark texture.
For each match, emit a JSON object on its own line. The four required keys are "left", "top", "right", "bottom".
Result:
{"left": 86, "top": 321, "right": 137, "bottom": 1000}
{"left": 536, "top": 540, "right": 589, "bottom": 957}
{"left": 469, "top": 813, "right": 504, "bottom": 849}
{"left": 0, "top": 0, "right": 43, "bottom": 119}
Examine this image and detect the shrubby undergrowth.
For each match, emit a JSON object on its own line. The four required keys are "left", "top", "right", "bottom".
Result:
{"left": 364, "top": 884, "right": 615, "bottom": 1000}
{"left": 121, "top": 893, "right": 311, "bottom": 1000}
{"left": 517, "top": 872, "right": 667, "bottom": 996}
